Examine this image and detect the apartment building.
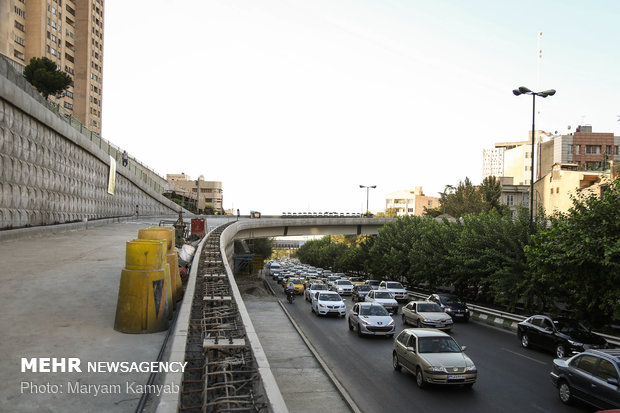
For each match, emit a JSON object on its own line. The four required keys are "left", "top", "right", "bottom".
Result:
{"left": 0, "top": 0, "right": 105, "bottom": 134}
{"left": 166, "top": 174, "right": 224, "bottom": 213}
{"left": 385, "top": 187, "right": 440, "bottom": 217}
{"left": 539, "top": 125, "right": 620, "bottom": 178}
{"left": 534, "top": 163, "right": 611, "bottom": 215}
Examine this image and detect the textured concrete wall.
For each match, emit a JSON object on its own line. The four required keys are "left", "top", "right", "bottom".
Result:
{"left": 0, "top": 60, "right": 181, "bottom": 229}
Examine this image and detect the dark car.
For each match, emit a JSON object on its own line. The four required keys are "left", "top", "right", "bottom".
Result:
{"left": 427, "top": 293, "right": 470, "bottom": 322}
{"left": 550, "top": 349, "right": 620, "bottom": 410}
{"left": 352, "top": 284, "right": 373, "bottom": 302}
{"left": 364, "top": 280, "right": 381, "bottom": 290}
{"left": 517, "top": 315, "right": 608, "bottom": 359}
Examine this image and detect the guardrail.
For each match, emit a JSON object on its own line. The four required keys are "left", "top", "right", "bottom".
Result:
{"left": 407, "top": 290, "right": 620, "bottom": 347}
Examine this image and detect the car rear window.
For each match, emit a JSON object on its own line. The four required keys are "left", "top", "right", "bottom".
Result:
{"left": 386, "top": 282, "right": 404, "bottom": 289}
{"left": 319, "top": 293, "right": 341, "bottom": 301}
{"left": 374, "top": 291, "right": 393, "bottom": 299}
{"left": 418, "top": 303, "right": 443, "bottom": 312}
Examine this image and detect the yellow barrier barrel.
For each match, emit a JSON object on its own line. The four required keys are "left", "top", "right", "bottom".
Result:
{"left": 125, "top": 239, "right": 165, "bottom": 270}
{"left": 114, "top": 268, "right": 169, "bottom": 333}
{"left": 167, "top": 251, "right": 183, "bottom": 301}
{"left": 138, "top": 228, "right": 173, "bottom": 253}
{"left": 135, "top": 235, "right": 176, "bottom": 313}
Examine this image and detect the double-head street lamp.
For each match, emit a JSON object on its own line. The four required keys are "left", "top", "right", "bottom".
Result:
{"left": 512, "top": 86, "right": 556, "bottom": 233}
{"left": 359, "top": 185, "right": 376, "bottom": 216}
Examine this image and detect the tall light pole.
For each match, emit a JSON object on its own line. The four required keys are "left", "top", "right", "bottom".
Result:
{"left": 359, "top": 185, "right": 376, "bottom": 216}
{"left": 512, "top": 86, "right": 556, "bottom": 233}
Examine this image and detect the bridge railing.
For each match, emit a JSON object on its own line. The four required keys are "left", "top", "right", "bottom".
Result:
{"left": 407, "top": 290, "right": 620, "bottom": 347}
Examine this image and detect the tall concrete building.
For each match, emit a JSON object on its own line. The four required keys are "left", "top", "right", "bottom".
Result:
{"left": 0, "top": 0, "right": 105, "bottom": 134}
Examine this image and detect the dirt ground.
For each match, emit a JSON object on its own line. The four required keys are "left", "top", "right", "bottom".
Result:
{"left": 234, "top": 272, "right": 274, "bottom": 299}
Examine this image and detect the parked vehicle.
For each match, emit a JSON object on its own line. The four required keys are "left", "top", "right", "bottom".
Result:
{"left": 311, "top": 291, "right": 346, "bottom": 317}
{"left": 379, "top": 281, "right": 408, "bottom": 302}
{"left": 365, "top": 290, "right": 398, "bottom": 314}
{"left": 402, "top": 301, "right": 454, "bottom": 332}
{"left": 550, "top": 349, "right": 620, "bottom": 410}
{"left": 352, "top": 284, "right": 372, "bottom": 302}
{"left": 517, "top": 315, "right": 608, "bottom": 358}
{"left": 392, "top": 329, "right": 477, "bottom": 388}
{"left": 427, "top": 293, "right": 470, "bottom": 321}
{"left": 333, "top": 279, "right": 354, "bottom": 295}
{"left": 347, "top": 302, "right": 395, "bottom": 338}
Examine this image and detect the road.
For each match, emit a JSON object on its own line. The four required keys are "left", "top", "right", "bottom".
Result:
{"left": 267, "top": 277, "right": 592, "bottom": 413}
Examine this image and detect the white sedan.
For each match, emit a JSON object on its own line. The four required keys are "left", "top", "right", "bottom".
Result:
{"left": 365, "top": 290, "right": 399, "bottom": 314}
{"left": 311, "top": 291, "right": 346, "bottom": 317}
{"left": 305, "top": 283, "right": 329, "bottom": 301}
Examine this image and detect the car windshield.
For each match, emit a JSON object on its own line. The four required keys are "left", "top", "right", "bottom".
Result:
{"left": 312, "top": 284, "right": 328, "bottom": 290}
{"left": 418, "top": 337, "right": 461, "bottom": 353}
{"left": 357, "top": 285, "right": 371, "bottom": 291}
{"left": 318, "top": 293, "right": 341, "bottom": 301}
{"left": 441, "top": 295, "right": 464, "bottom": 305}
{"left": 418, "top": 303, "right": 443, "bottom": 312}
{"left": 360, "top": 305, "right": 389, "bottom": 316}
{"left": 291, "top": 280, "right": 302, "bottom": 285}
{"left": 328, "top": 276, "right": 339, "bottom": 281}
{"left": 374, "top": 291, "right": 393, "bottom": 299}
{"left": 386, "top": 282, "right": 404, "bottom": 289}
{"left": 554, "top": 318, "right": 590, "bottom": 334}
{"left": 337, "top": 280, "right": 352, "bottom": 286}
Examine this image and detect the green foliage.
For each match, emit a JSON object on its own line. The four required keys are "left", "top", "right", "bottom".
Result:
{"left": 248, "top": 238, "right": 273, "bottom": 259}
{"left": 526, "top": 180, "right": 620, "bottom": 325}
{"left": 425, "top": 176, "right": 508, "bottom": 218}
{"left": 23, "top": 57, "right": 73, "bottom": 99}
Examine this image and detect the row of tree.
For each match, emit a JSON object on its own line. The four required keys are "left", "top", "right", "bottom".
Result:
{"left": 296, "top": 180, "right": 619, "bottom": 327}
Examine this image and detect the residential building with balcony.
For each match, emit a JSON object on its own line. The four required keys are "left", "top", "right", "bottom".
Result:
{"left": 166, "top": 173, "right": 224, "bottom": 213}
{"left": 498, "top": 177, "right": 530, "bottom": 216}
{"left": 385, "top": 187, "right": 440, "bottom": 217}
{"left": 0, "top": 0, "right": 104, "bottom": 134}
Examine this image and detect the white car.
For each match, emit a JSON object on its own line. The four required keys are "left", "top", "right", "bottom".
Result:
{"left": 348, "top": 302, "right": 395, "bottom": 338}
{"left": 379, "top": 281, "right": 408, "bottom": 302}
{"left": 333, "top": 279, "right": 354, "bottom": 295}
{"left": 365, "top": 290, "right": 399, "bottom": 314}
{"left": 311, "top": 291, "right": 346, "bottom": 317}
{"left": 305, "top": 283, "right": 329, "bottom": 301}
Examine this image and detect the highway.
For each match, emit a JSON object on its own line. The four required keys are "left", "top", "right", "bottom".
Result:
{"left": 266, "top": 277, "right": 591, "bottom": 413}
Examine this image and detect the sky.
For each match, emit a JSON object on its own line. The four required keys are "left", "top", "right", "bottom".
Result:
{"left": 101, "top": 0, "right": 620, "bottom": 215}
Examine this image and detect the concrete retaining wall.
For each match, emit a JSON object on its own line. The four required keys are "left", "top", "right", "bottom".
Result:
{"left": 0, "top": 57, "right": 181, "bottom": 229}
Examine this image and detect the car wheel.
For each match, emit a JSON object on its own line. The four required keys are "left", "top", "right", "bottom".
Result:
{"left": 558, "top": 380, "right": 573, "bottom": 405}
{"left": 415, "top": 367, "right": 427, "bottom": 388}
{"left": 520, "top": 333, "right": 529, "bottom": 348}
{"left": 357, "top": 323, "right": 363, "bottom": 337}
{"left": 392, "top": 352, "right": 401, "bottom": 371}
{"left": 555, "top": 344, "right": 567, "bottom": 359}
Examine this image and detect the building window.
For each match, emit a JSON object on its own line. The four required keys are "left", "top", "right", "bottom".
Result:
{"left": 567, "top": 144, "right": 572, "bottom": 155}
{"left": 14, "top": 35, "right": 25, "bottom": 46}
{"left": 15, "top": 21, "right": 25, "bottom": 31}
{"left": 65, "top": 90, "right": 73, "bottom": 98}
{"left": 606, "top": 145, "right": 612, "bottom": 155}
{"left": 14, "top": 6, "right": 26, "bottom": 18}
{"left": 550, "top": 189, "right": 553, "bottom": 195}
{"left": 615, "top": 146, "right": 619, "bottom": 155}
{"left": 63, "top": 102, "right": 73, "bottom": 109}
{"left": 556, "top": 188, "right": 559, "bottom": 194}
{"left": 575, "top": 145, "right": 581, "bottom": 155}
{"left": 585, "top": 145, "right": 601, "bottom": 155}
{"left": 506, "top": 195, "right": 514, "bottom": 206}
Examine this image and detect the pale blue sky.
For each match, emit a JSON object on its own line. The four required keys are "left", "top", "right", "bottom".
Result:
{"left": 102, "top": 1, "right": 620, "bottom": 214}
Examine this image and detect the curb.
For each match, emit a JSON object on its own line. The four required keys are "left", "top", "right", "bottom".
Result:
{"left": 277, "top": 300, "right": 363, "bottom": 413}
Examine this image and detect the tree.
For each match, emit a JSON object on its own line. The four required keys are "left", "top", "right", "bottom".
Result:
{"left": 525, "top": 180, "right": 620, "bottom": 325}
{"left": 375, "top": 208, "right": 398, "bottom": 218}
{"left": 425, "top": 176, "right": 508, "bottom": 218}
{"left": 23, "top": 57, "right": 73, "bottom": 99}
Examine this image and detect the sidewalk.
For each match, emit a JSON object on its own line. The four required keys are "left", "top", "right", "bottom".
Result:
{"left": 243, "top": 292, "right": 352, "bottom": 412}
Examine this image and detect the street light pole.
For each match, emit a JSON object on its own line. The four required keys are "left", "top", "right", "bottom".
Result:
{"left": 359, "top": 185, "right": 376, "bottom": 216}
{"left": 513, "top": 86, "right": 556, "bottom": 234}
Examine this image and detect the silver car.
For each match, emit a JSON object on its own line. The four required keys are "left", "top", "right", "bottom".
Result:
{"left": 347, "top": 302, "right": 395, "bottom": 338}
{"left": 393, "top": 329, "right": 477, "bottom": 388}
{"left": 402, "top": 301, "right": 454, "bottom": 332}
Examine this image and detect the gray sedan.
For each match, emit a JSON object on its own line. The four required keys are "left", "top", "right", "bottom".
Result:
{"left": 347, "top": 302, "right": 395, "bottom": 338}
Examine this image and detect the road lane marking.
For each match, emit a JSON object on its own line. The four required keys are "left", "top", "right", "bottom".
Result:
{"left": 501, "top": 348, "right": 548, "bottom": 365}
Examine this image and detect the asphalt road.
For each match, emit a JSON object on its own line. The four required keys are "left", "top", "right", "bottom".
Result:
{"left": 267, "top": 277, "right": 593, "bottom": 413}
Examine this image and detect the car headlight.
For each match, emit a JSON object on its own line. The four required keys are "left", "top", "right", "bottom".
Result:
{"left": 360, "top": 319, "right": 371, "bottom": 325}
{"left": 319, "top": 304, "right": 326, "bottom": 308}
{"left": 465, "top": 365, "right": 477, "bottom": 372}
{"left": 427, "top": 366, "right": 446, "bottom": 373}
{"left": 445, "top": 319, "right": 453, "bottom": 324}
{"left": 465, "top": 309, "right": 469, "bottom": 313}
{"left": 388, "top": 319, "right": 395, "bottom": 326}
{"left": 445, "top": 307, "right": 453, "bottom": 312}
{"left": 568, "top": 339, "right": 584, "bottom": 347}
